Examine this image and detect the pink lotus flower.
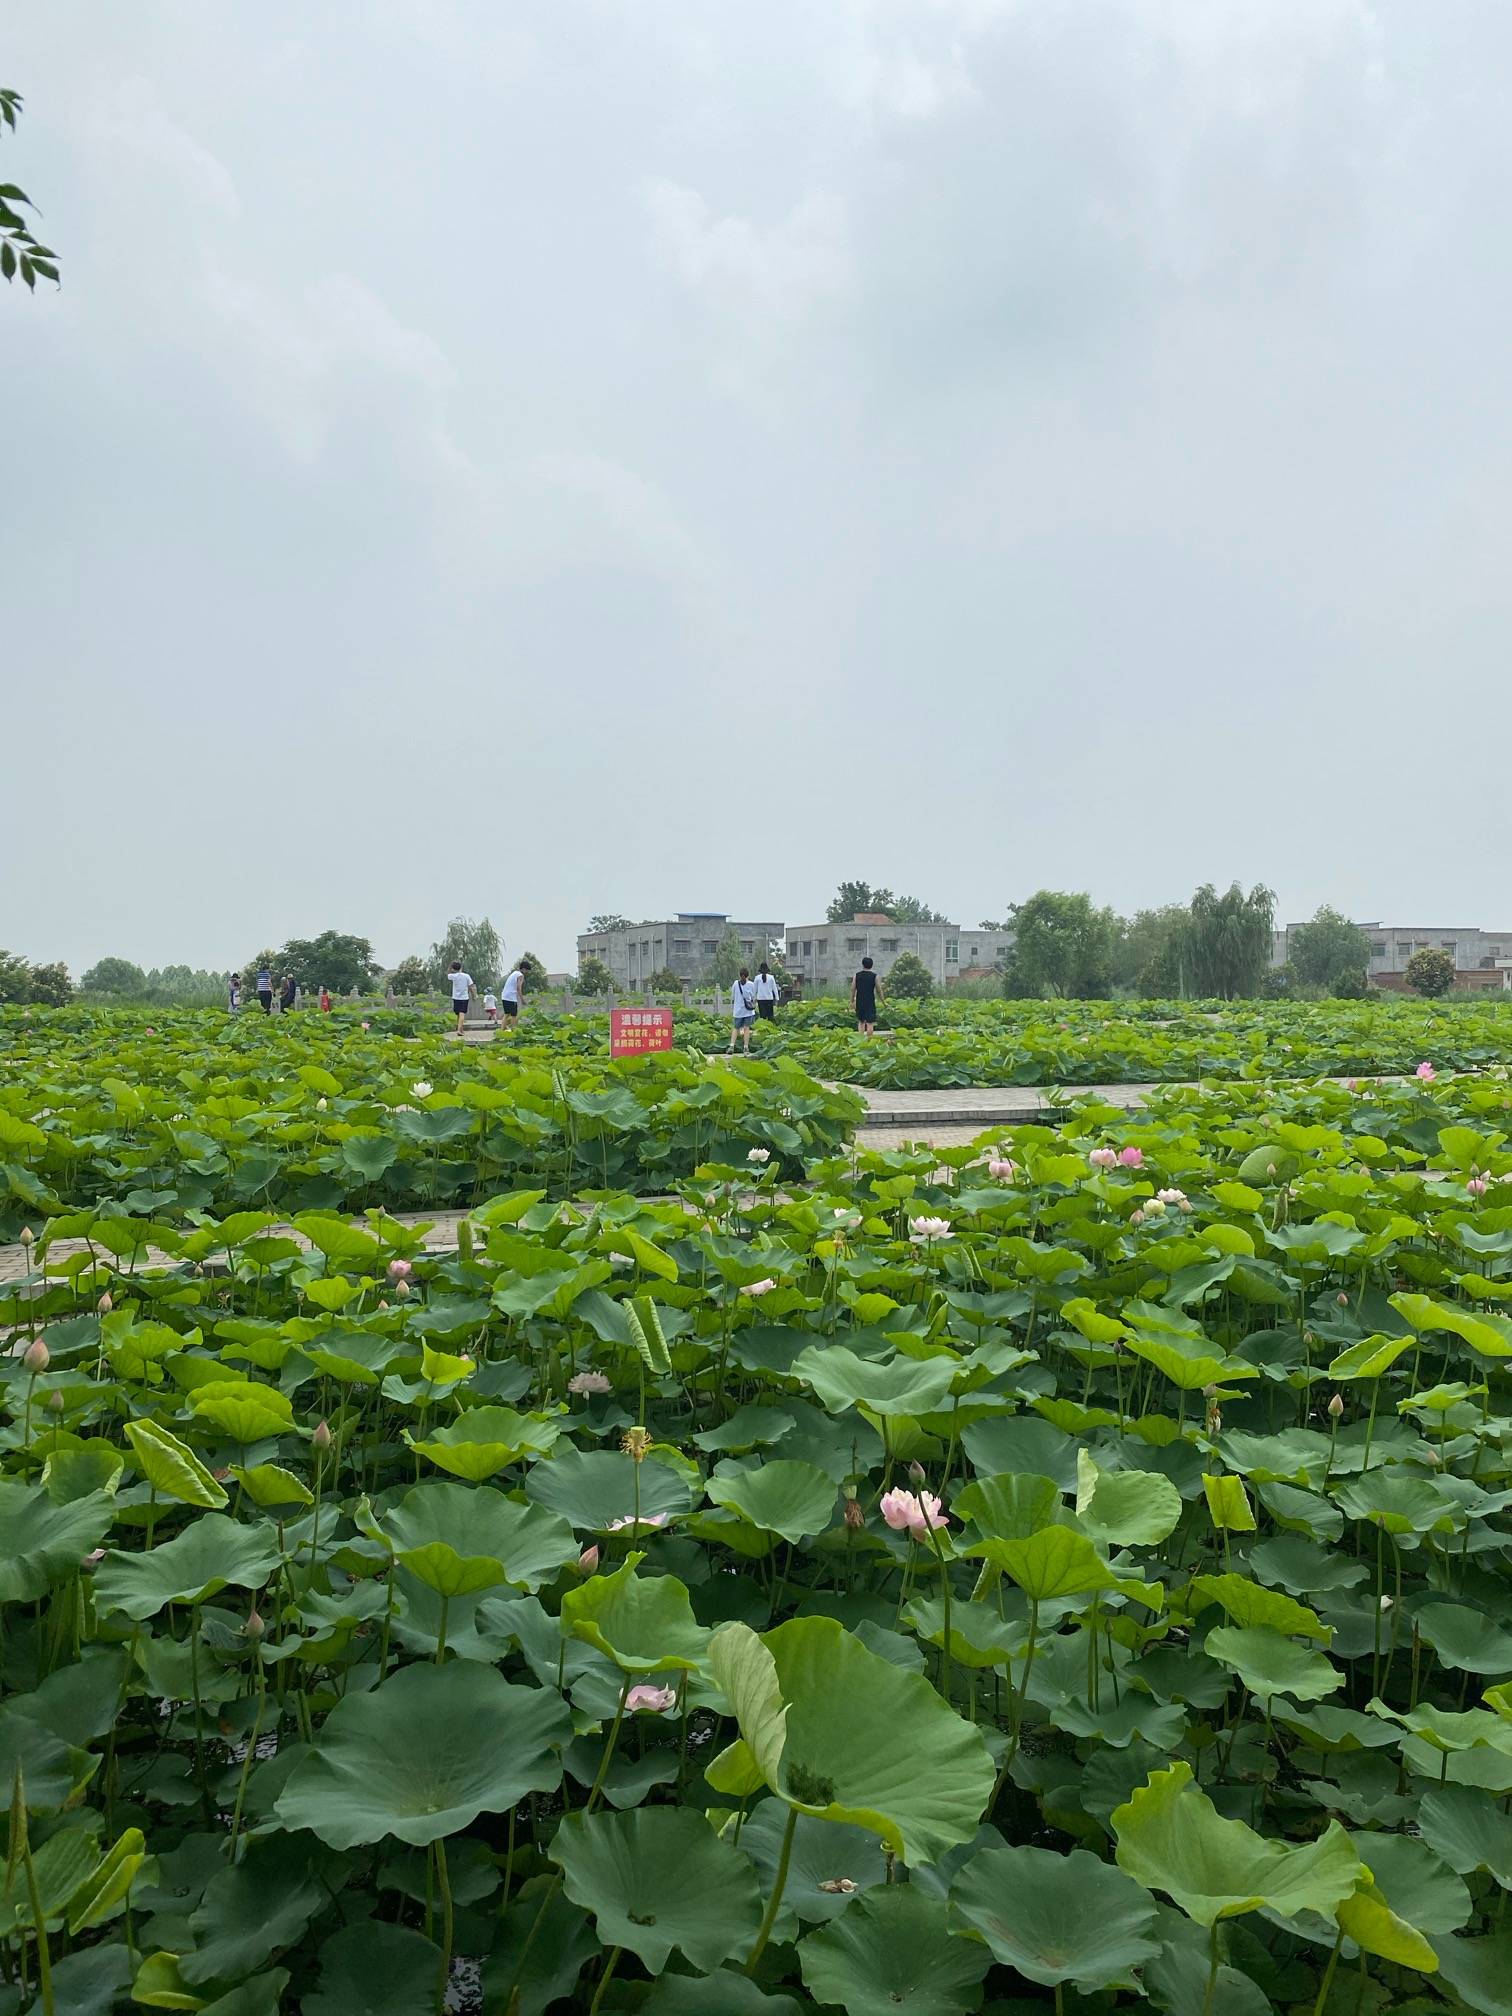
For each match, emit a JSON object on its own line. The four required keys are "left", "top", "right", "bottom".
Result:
{"left": 1119, "top": 1146, "right": 1144, "bottom": 1168}
{"left": 387, "top": 1258, "right": 412, "bottom": 1280}
{"left": 1088, "top": 1147, "right": 1118, "bottom": 1171}
{"left": 740, "top": 1277, "right": 777, "bottom": 1297}
{"left": 569, "top": 1371, "right": 612, "bottom": 1395}
{"left": 879, "top": 1488, "right": 949, "bottom": 1539}
{"left": 81, "top": 1549, "right": 106, "bottom": 1570}
{"left": 1416, "top": 1061, "right": 1437, "bottom": 1082}
{"left": 988, "top": 1158, "right": 1016, "bottom": 1181}
{"left": 1156, "top": 1188, "right": 1187, "bottom": 1206}
{"left": 1468, "top": 1176, "right": 1489, "bottom": 1197}
{"left": 607, "top": 1512, "right": 669, "bottom": 1532}
{"left": 625, "top": 1684, "right": 677, "bottom": 1713}
{"left": 908, "top": 1216, "right": 953, "bottom": 1243}
{"left": 361, "top": 1020, "right": 371, "bottom": 1031}
{"left": 578, "top": 1545, "right": 600, "bottom": 1575}
{"left": 1130, "top": 1208, "right": 1146, "bottom": 1225}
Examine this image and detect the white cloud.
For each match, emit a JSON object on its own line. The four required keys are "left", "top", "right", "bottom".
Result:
{"left": 642, "top": 180, "right": 851, "bottom": 320}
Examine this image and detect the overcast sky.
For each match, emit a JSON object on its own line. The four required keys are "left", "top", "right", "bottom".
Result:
{"left": 7, "top": 1, "right": 1510, "bottom": 975}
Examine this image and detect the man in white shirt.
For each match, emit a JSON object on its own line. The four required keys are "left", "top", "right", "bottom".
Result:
{"left": 752, "top": 962, "right": 781, "bottom": 1022}
{"left": 500, "top": 964, "right": 525, "bottom": 1028}
{"left": 448, "top": 961, "right": 474, "bottom": 1035}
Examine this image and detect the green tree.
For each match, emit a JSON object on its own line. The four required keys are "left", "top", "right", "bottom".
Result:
{"left": 514, "top": 951, "right": 546, "bottom": 987}
{"left": 1114, "top": 906, "right": 1190, "bottom": 996}
{"left": 388, "top": 956, "right": 431, "bottom": 996}
{"left": 26, "top": 960, "right": 73, "bottom": 1006}
{"left": 1287, "top": 907, "right": 1371, "bottom": 992}
{"left": 826, "top": 881, "right": 895, "bottom": 923}
{"left": 886, "top": 950, "right": 934, "bottom": 998}
{"left": 274, "top": 931, "right": 380, "bottom": 994}
{"left": 80, "top": 957, "right": 147, "bottom": 997}
{"left": 586, "top": 914, "right": 631, "bottom": 933}
{"left": 1003, "top": 891, "right": 1117, "bottom": 998}
{"left": 0, "top": 950, "right": 31, "bottom": 1005}
{"left": 145, "top": 967, "right": 224, "bottom": 1006}
{"left": 890, "top": 895, "right": 948, "bottom": 924}
{"left": 646, "top": 967, "right": 684, "bottom": 994}
{"left": 577, "top": 955, "right": 614, "bottom": 995}
{"left": 1405, "top": 946, "right": 1455, "bottom": 998}
{"left": 709, "top": 930, "right": 747, "bottom": 988}
{"left": 428, "top": 916, "right": 501, "bottom": 991}
{"left": 0, "top": 91, "right": 61, "bottom": 291}
{"left": 1183, "top": 882, "right": 1276, "bottom": 999}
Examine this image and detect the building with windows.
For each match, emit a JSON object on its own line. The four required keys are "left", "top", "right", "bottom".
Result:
{"left": 1271, "top": 922, "right": 1512, "bottom": 989}
{"left": 782, "top": 916, "right": 1014, "bottom": 990}
{"left": 576, "top": 914, "right": 786, "bottom": 987}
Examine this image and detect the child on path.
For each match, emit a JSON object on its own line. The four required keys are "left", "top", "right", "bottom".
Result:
{"left": 228, "top": 973, "right": 241, "bottom": 1013}
{"left": 728, "top": 968, "right": 757, "bottom": 1054}
{"left": 319, "top": 985, "right": 332, "bottom": 1013}
{"left": 449, "top": 960, "right": 475, "bottom": 1035}
{"left": 483, "top": 988, "right": 498, "bottom": 1025}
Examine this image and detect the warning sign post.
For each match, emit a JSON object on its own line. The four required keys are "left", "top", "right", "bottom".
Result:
{"left": 610, "top": 1007, "right": 674, "bottom": 1058}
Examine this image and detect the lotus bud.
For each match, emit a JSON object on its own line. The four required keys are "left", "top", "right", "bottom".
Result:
{"left": 312, "top": 1418, "right": 332, "bottom": 1451}
{"left": 394, "top": 1278, "right": 411, "bottom": 1300}
{"left": 1336, "top": 1292, "right": 1349, "bottom": 1306}
{"left": 844, "top": 1497, "right": 865, "bottom": 1531}
{"left": 1327, "top": 1393, "right": 1344, "bottom": 1419}
{"left": 1379, "top": 1594, "right": 1393, "bottom": 1611}
{"left": 244, "top": 1608, "right": 265, "bottom": 1640}
{"left": 1266, "top": 1163, "right": 1277, "bottom": 1178}
{"left": 378, "top": 1299, "right": 390, "bottom": 1310}
{"left": 908, "top": 1460, "right": 926, "bottom": 1484}
{"left": 1424, "top": 1446, "right": 1441, "bottom": 1466}
{"left": 578, "top": 1545, "right": 600, "bottom": 1575}
{"left": 621, "top": 1426, "right": 653, "bottom": 1463}
{"left": 81, "top": 1548, "right": 105, "bottom": 1569}
{"left": 23, "top": 1338, "right": 50, "bottom": 1374}
{"left": 387, "top": 1258, "right": 412, "bottom": 1281}
{"left": 97, "top": 1292, "right": 113, "bottom": 1314}
{"left": 1130, "top": 1208, "right": 1145, "bottom": 1225}
{"left": 19, "top": 1226, "right": 34, "bottom": 1247}
{"left": 47, "top": 1389, "right": 64, "bottom": 1411}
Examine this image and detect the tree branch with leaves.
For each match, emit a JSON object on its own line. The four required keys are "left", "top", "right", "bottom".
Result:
{"left": 1, "top": 91, "right": 61, "bottom": 290}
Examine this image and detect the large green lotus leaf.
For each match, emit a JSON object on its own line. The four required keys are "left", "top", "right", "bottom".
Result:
{"left": 1333, "top": 1471, "right": 1461, "bottom": 1535}
{"left": 905, "top": 1596, "right": 1024, "bottom": 1671}
{"left": 550, "top": 1807, "right": 761, "bottom": 1976}
{"left": 1415, "top": 1602, "right": 1512, "bottom": 1677}
{"left": 790, "top": 1345, "right": 958, "bottom": 1418}
{"left": 1141, "top": 1936, "right": 1271, "bottom": 2016}
{"left": 963, "top": 1524, "right": 1160, "bottom": 1610}
{"left": 1368, "top": 1699, "right": 1512, "bottom": 1757}
{"left": 405, "top": 1406, "right": 562, "bottom": 1480}
{"left": 305, "top": 1920, "right": 442, "bottom": 2016}
{"left": 229, "top": 1463, "right": 312, "bottom": 1510}
{"left": 1271, "top": 1704, "right": 1399, "bottom": 1755}
{"left": 798, "top": 1885, "right": 989, "bottom": 2016}
{"left": 1204, "top": 1626, "right": 1342, "bottom": 1704}
{"left": 43, "top": 1443, "right": 125, "bottom": 1505}
{"left": 181, "top": 1838, "right": 324, "bottom": 1985}
{"left": 189, "top": 1382, "right": 295, "bottom": 1444}
{"left": 1418, "top": 1784, "right": 1512, "bottom": 1883}
{"left": 379, "top": 1480, "right": 576, "bottom": 1596}
{"left": 0, "top": 1825, "right": 97, "bottom": 1936}
{"left": 1356, "top": 1832, "right": 1471, "bottom": 1934}
{"left": 275, "top": 1659, "right": 569, "bottom": 1848}
{"left": 949, "top": 1842, "right": 1160, "bottom": 1991}
{"left": 737, "top": 1800, "right": 888, "bottom": 1930}
{"left": 524, "top": 1443, "right": 693, "bottom": 1531}
{"left": 710, "top": 1618, "right": 994, "bottom": 1866}
{"left": 705, "top": 1460, "right": 837, "bottom": 1544}
{"left": 1390, "top": 1292, "right": 1512, "bottom": 1359}
{"left": 0, "top": 1481, "right": 116, "bottom": 1602}
{"left": 641, "top": 1973, "right": 803, "bottom": 2016}
{"left": 1112, "top": 1763, "right": 1361, "bottom": 1926}
{"left": 94, "top": 1514, "right": 280, "bottom": 1620}
{"left": 1246, "top": 1534, "right": 1366, "bottom": 1596}
{"left": 953, "top": 1474, "right": 1060, "bottom": 1542}
{"left": 1187, "top": 1573, "right": 1329, "bottom": 1643}
{"left": 123, "top": 1419, "right": 229, "bottom": 1508}
{"left": 559, "top": 1556, "right": 710, "bottom": 1674}
{"left": 32, "top": 1943, "right": 133, "bottom": 2016}
{"left": 1201, "top": 1475, "right": 1256, "bottom": 1533}
{"left": 483, "top": 1876, "right": 598, "bottom": 2016}
{"left": 1430, "top": 1930, "right": 1512, "bottom": 2015}
{"left": 1074, "top": 1451, "right": 1181, "bottom": 1547}
{"left": 0, "top": 1707, "right": 98, "bottom": 1812}
{"left": 1328, "top": 1333, "right": 1413, "bottom": 1380}
{"left": 11, "top": 1649, "right": 129, "bottom": 1747}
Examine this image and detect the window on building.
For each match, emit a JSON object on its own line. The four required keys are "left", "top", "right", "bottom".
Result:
{"left": 673, "top": 938, "right": 691, "bottom": 953}
{"left": 846, "top": 936, "right": 865, "bottom": 951}
{"left": 802, "top": 940, "right": 812, "bottom": 956}
{"left": 880, "top": 937, "right": 898, "bottom": 952}
{"left": 741, "top": 939, "right": 753, "bottom": 953}
{"left": 948, "top": 941, "right": 960, "bottom": 963}
{"left": 816, "top": 938, "right": 828, "bottom": 954}
{"left": 1441, "top": 941, "right": 1457, "bottom": 953}
{"left": 702, "top": 940, "right": 717, "bottom": 954}
{"left": 1370, "top": 943, "right": 1386, "bottom": 958}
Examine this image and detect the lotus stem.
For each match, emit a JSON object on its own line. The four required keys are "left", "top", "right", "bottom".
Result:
{"left": 587, "top": 1946, "right": 620, "bottom": 2015}
{"left": 1311, "top": 1929, "right": 1343, "bottom": 2016}
{"left": 584, "top": 1680, "right": 631, "bottom": 1815}
{"left": 433, "top": 1838, "right": 454, "bottom": 2015}
{"left": 1200, "top": 1923, "right": 1220, "bottom": 2016}
{"left": 744, "top": 1802, "right": 798, "bottom": 1977}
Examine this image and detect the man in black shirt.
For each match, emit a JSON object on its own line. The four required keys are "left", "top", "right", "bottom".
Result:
{"left": 851, "top": 956, "right": 881, "bottom": 1034}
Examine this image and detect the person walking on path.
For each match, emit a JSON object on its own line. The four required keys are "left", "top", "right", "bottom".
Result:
{"left": 851, "top": 955, "right": 881, "bottom": 1035}
{"left": 256, "top": 964, "right": 273, "bottom": 1015}
{"left": 483, "top": 988, "right": 498, "bottom": 1025}
{"left": 228, "top": 973, "right": 241, "bottom": 1013}
{"left": 279, "top": 973, "right": 297, "bottom": 1015}
{"left": 448, "top": 960, "right": 475, "bottom": 1035}
{"left": 753, "top": 962, "right": 780, "bottom": 1023}
{"left": 500, "top": 963, "right": 525, "bottom": 1027}
{"left": 728, "top": 967, "right": 757, "bottom": 1054}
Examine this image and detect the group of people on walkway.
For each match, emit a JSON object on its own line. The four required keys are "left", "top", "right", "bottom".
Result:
{"left": 728, "top": 956, "right": 883, "bottom": 1051}
{"left": 448, "top": 959, "right": 526, "bottom": 1035}
{"left": 228, "top": 968, "right": 333, "bottom": 1015}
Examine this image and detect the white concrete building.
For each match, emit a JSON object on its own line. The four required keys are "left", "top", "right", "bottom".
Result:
{"left": 782, "top": 916, "right": 1014, "bottom": 990}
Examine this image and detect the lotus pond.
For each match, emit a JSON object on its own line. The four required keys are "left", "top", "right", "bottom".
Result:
{"left": 5, "top": 1013, "right": 1512, "bottom": 2012}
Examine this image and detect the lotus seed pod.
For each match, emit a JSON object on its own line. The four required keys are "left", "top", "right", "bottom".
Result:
{"left": 23, "top": 1338, "right": 50, "bottom": 1374}
{"left": 844, "top": 1497, "right": 865, "bottom": 1531}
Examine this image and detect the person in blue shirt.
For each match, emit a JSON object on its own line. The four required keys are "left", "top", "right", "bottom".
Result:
{"left": 256, "top": 966, "right": 273, "bottom": 1014}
